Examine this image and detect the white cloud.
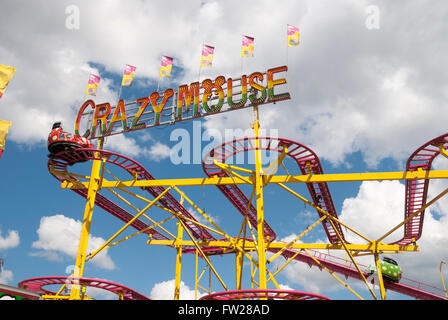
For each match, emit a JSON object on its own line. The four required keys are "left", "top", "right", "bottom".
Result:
{"left": 61, "top": 282, "right": 118, "bottom": 300}
{"left": 277, "top": 257, "right": 340, "bottom": 294}
{"left": 272, "top": 236, "right": 344, "bottom": 295}
{"left": 1, "top": 0, "right": 447, "bottom": 169}
{"left": 186, "top": 205, "right": 219, "bottom": 229}
{"left": 0, "top": 230, "right": 20, "bottom": 250}
{"left": 1, "top": 0, "right": 448, "bottom": 299}
{"left": 339, "top": 179, "right": 448, "bottom": 285}
{"left": 278, "top": 283, "right": 294, "bottom": 291}
{"left": 340, "top": 180, "right": 448, "bottom": 289}
{"left": 150, "top": 279, "right": 205, "bottom": 300}
{"left": 0, "top": 269, "right": 14, "bottom": 285}
{"left": 103, "top": 134, "right": 147, "bottom": 158}
{"left": 31, "top": 214, "right": 116, "bottom": 270}
{"left": 104, "top": 134, "right": 171, "bottom": 162}
{"left": 28, "top": 250, "right": 64, "bottom": 263}
{"left": 340, "top": 180, "right": 405, "bottom": 243}
{"left": 148, "top": 142, "right": 171, "bottom": 162}
{"left": 84, "top": 286, "right": 118, "bottom": 300}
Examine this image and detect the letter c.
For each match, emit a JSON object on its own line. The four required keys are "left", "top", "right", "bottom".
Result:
{"left": 74, "top": 99, "right": 95, "bottom": 137}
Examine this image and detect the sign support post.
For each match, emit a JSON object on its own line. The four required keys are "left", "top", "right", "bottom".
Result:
{"left": 69, "top": 138, "right": 104, "bottom": 299}
{"left": 253, "top": 105, "right": 267, "bottom": 293}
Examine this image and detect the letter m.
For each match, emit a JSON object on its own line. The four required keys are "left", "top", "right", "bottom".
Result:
{"left": 177, "top": 82, "right": 200, "bottom": 120}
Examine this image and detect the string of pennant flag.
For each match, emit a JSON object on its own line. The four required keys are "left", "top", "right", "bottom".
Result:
{"left": 0, "top": 25, "right": 300, "bottom": 159}
{"left": 0, "top": 64, "right": 16, "bottom": 159}
{"left": 84, "top": 24, "right": 300, "bottom": 97}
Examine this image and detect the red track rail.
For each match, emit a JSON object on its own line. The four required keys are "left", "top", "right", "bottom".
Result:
{"left": 18, "top": 276, "right": 150, "bottom": 300}
{"left": 202, "top": 137, "right": 345, "bottom": 244}
{"left": 200, "top": 289, "right": 330, "bottom": 300}
{"left": 201, "top": 135, "right": 448, "bottom": 299}
{"left": 394, "top": 132, "right": 448, "bottom": 245}
{"left": 48, "top": 148, "right": 215, "bottom": 241}
{"left": 44, "top": 133, "right": 448, "bottom": 300}
{"left": 267, "top": 247, "right": 447, "bottom": 300}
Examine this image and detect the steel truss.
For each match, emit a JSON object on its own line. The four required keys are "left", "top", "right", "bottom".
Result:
{"left": 35, "top": 106, "right": 448, "bottom": 300}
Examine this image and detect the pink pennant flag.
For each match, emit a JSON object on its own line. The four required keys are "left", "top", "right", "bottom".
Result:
{"left": 85, "top": 74, "right": 100, "bottom": 96}
{"left": 121, "top": 64, "right": 136, "bottom": 86}
{"left": 160, "top": 56, "right": 173, "bottom": 77}
{"left": 287, "top": 25, "right": 300, "bottom": 47}
{"left": 242, "top": 35, "right": 254, "bottom": 57}
{"left": 200, "top": 45, "right": 215, "bottom": 67}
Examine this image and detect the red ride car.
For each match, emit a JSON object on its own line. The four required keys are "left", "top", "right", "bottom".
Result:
{"left": 47, "top": 122, "right": 93, "bottom": 154}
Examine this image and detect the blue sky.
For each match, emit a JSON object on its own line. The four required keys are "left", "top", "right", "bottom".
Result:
{"left": 1, "top": 0, "right": 448, "bottom": 300}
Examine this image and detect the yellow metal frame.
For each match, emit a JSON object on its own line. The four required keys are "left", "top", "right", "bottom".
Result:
{"left": 50, "top": 105, "right": 448, "bottom": 301}
{"left": 69, "top": 138, "right": 104, "bottom": 300}
{"left": 441, "top": 261, "right": 448, "bottom": 298}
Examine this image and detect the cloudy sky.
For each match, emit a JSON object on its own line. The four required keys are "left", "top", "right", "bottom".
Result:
{"left": 1, "top": 0, "right": 448, "bottom": 300}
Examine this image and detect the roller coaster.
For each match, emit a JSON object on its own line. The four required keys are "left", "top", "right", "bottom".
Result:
{"left": 16, "top": 68, "right": 448, "bottom": 300}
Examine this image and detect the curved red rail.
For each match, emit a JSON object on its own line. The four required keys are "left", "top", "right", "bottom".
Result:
{"left": 202, "top": 136, "right": 345, "bottom": 244}
{"left": 48, "top": 148, "right": 215, "bottom": 241}
{"left": 200, "top": 135, "right": 448, "bottom": 299}
{"left": 395, "top": 132, "right": 448, "bottom": 245}
{"left": 200, "top": 289, "right": 330, "bottom": 300}
{"left": 43, "top": 133, "right": 448, "bottom": 300}
{"left": 267, "top": 246, "right": 447, "bottom": 300}
{"left": 18, "top": 276, "right": 150, "bottom": 300}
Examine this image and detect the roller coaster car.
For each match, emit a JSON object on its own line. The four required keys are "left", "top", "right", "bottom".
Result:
{"left": 47, "top": 122, "right": 93, "bottom": 156}
{"left": 367, "top": 257, "right": 402, "bottom": 283}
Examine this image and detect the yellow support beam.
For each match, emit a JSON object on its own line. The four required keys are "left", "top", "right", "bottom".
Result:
{"left": 236, "top": 250, "right": 243, "bottom": 290}
{"left": 374, "top": 253, "right": 386, "bottom": 300}
{"left": 87, "top": 215, "right": 175, "bottom": 255}
{"left": 440, "top": 260, "right": 447, "bottom": 298}
{"left": 69, "top": 138, "right": 104, "bottom": 300}
{"left": 277, "top": 182, "right": 373, "bottom": 243}
{"left": 171, "top": 186, "right": 264, "bottom": 267}
{"left": 266, "top": 249, "right": 303, "bottom": 284}
{"left": 145, "top": 239, "right": 418, "bottom": 252}
{"left": 175, "top": 215, "right": 228, "bottom": 291}
{"left": 194, "top": 250, "right": 199, "bottom": 300}
{"left": 262, "top": 145, "right": 288, "bottom": 185}
{"left": 174, "top": 222, "right": 183, "bottom": 300}
{"left": 267, "top": 215, "right": 327, "bottom": 264}
{"left": 377, "top": 186, "right": 448, "bottom": 243}
{"left": 303, "top": 249, "right": 364, "bottom": 300}
{"left": 252, "top": 105, "right": 267, "bottom": 292}
{"left": 59, "top": 169, "right": 448, "bottom": 189}
{"left": 86, "top": 187, "right": 173, "bottom": 261}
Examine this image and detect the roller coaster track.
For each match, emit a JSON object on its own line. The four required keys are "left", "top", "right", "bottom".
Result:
{"left": 200, "top": 289, "right": 330, "bottom": 300}
{"left": 18, "top": 276, "right": 150, "bottom": 300}
{"left": 48, "top": 149, "right": 215, "bottom": 241}
{"left": 45, "top": 133, "right": 448, "bottom": 300}
{"left": 201, "top": 135, "right": 448, "bottom": 299}
{"left": 180, "top": 241, "right": 447, "bottom": 299}
{"left": 395, "top": 132, "right": 448, "bottom": 245}
{"left": 202, "top": 137, "right": 345, "bottom": 244}
{"left": 268, "top": 247, "right": 447, "bottom": 300}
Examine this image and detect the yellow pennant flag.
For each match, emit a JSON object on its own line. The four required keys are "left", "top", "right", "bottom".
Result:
{"left": 160, "top": 56, "right": 173, "bottom": 77}
{"left": 0, "top": 120, "right": 12, "bottom": 154}
{"left": 200, "top": 45, "right": 214, "bottom": 67}
{"left": 242, "top": 35, "right": 254, "bottom": 57}
{"left": 287, "top": 25, "right": 300, "bottom": 47}
{"left": 121, "top": 64, "right": 136, "bottom": 86}
{"left": 0, "top": 64, "right": 16, "bottom": 99}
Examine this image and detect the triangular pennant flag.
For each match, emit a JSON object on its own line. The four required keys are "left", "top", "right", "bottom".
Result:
{"left": 0, "top": 64, "right": 16, "bottom": 99}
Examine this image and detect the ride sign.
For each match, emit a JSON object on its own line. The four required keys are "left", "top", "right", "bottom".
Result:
{"left": 74, "top": 65, "right": 290, "bottom": 139}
